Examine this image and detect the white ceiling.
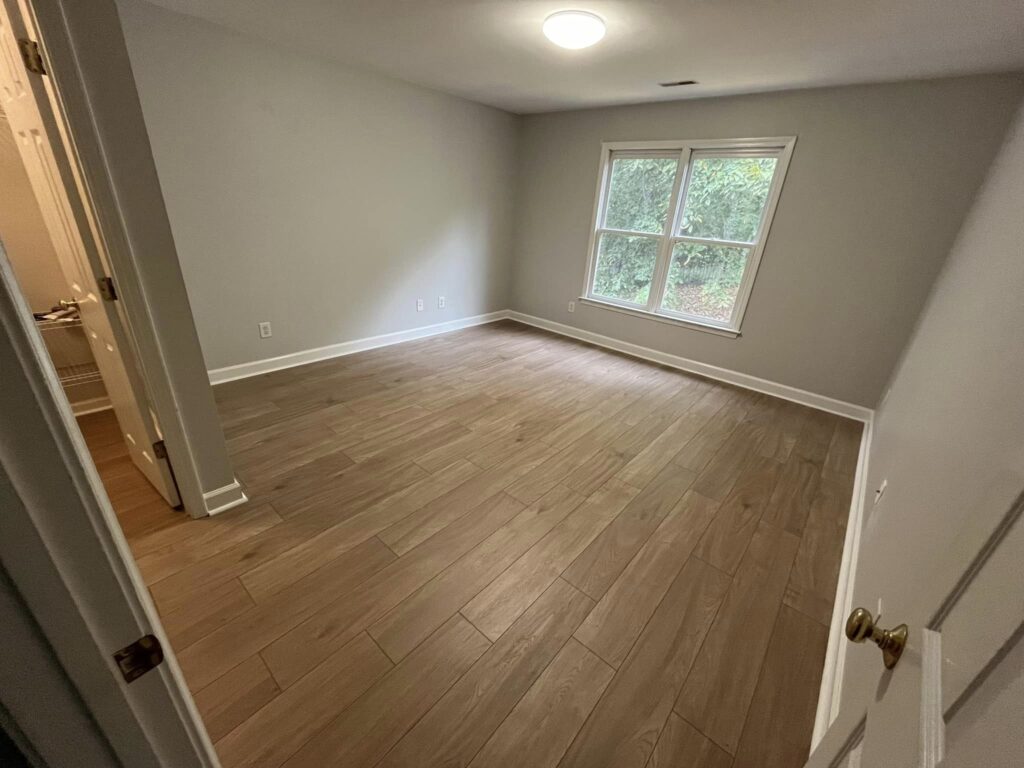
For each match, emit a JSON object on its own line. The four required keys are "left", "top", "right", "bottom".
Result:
{"left": 142, "top": 0, "right": 1024, "bottom": 113}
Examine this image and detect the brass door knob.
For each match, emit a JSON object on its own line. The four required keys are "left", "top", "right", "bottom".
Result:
{"left": 845, "top": 607, "right": 908, "bottom": 669}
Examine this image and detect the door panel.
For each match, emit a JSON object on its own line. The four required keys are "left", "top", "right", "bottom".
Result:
{"left": 943, "top": 629, "right": 1024, "bottom": 768}
{"left": 807, "top": 498, "right": 1024, "bottom": 767}
{"left": 0, "top": 0, "right": 178, "bottom": 505}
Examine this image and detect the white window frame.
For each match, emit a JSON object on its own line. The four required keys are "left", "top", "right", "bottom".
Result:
{"left": 580, "top": 137, "right": 796, "bottom": 337}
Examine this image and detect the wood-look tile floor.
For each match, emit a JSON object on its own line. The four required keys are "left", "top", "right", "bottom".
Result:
{"left": 81, "top": 320, "right": 862, "bottom": 768}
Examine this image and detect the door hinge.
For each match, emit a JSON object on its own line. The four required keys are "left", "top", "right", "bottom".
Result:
{"left": 17, "top": 39, "right": 46, "bottom": 75}
{"left": 152, "top": 440, "right": 167, "bottom": 459}
{"left": 113, "top": 634, "right": 164, "bottom": 683}
{"left": 97, "top": 276, "right": 118, "bottom": 301}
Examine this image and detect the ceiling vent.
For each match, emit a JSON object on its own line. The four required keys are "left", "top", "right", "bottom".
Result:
{"left": 659, "top": 79, "right": 698, "bottom": 87}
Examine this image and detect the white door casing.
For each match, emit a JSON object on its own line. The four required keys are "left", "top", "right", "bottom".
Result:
{"left": 0, "top": 245, "right": 218, "bottom": 765}
{"left": 0, "top": 0, "right": 179, "bottom": 506}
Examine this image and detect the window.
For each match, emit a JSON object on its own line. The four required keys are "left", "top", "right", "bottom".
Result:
{"left": 583, "top": 138, "right": 794, "bottom": 335}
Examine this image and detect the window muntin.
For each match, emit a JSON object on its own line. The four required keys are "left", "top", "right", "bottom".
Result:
{"left": 585, "top": 139, "right": 792, "bottom": 333}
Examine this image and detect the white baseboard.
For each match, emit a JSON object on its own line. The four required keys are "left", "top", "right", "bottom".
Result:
{"left": 811, "top": 418, "right": 873, "bottom": 748}
{"left": 70, "top": 396, "right": 112, "bottom": 416}
{"left": 202, "top": 479, "right": 248, "bottom": 517}
{"left": 507, "top": 311, "right": 873, "bottom": 423}
{"left": 208, "top": 307, "right": 874, "bottom": 424}
{"left": 207, "top": 311, "right": 510, "bottom": 385}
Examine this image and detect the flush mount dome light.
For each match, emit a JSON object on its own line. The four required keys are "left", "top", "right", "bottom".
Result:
{"left": 542, "top": 10, "right": 606, "bottom": 49}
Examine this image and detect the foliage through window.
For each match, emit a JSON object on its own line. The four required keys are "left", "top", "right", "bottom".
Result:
{"left": 585, "top": 139, "right": 793, "bottom": 332}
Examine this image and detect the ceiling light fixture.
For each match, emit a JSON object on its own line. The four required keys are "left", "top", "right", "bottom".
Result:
{"left": 542, "top": 10, "right": 606, "bottom": 49}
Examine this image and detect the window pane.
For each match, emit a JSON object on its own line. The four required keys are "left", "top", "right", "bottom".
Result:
{"left": 662, "top": 242, "right": 750, "bottom": 322}
{"left": 604, "top": 156, "right": 678, "bottom": 234}
{"left": 592, "top": 232, "right": 660, "bottom": 305}
{"left": 679, "top": 155, "right": 777, "bottom": 243}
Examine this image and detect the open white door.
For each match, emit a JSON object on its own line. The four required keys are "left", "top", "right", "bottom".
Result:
{"left": 806, "top": 493, "right": 1024, "bottom": 767}
{"left": 0, "top": 248, "right": 217, "bottom": 765}
{"left": 806, "top": 104, "right": 1024, "bottom": 768}
{"left": 0, "top": 0, "right": 179, "bottom": 506}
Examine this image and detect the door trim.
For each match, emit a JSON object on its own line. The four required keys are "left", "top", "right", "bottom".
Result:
{"left": 812, "top": 417, "right": 874, "bottom": 747}
{"left": 0, "top": 247, "right": 218, "bottom": 766}
{"left": 25, "top": 0, "right": 238, "bottom": 519}
{"left": 203, "top": 479, "right": 249, "bottom": 517}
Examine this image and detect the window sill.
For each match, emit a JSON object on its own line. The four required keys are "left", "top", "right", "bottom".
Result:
{"left": 578, "top": 297, "right": 741, "bottom": 338}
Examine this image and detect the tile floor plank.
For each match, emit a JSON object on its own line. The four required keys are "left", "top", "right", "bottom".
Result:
{"left": 468, "top": 639, "right": 614, "bottom": 768}
{"left": 281, "top": 616, "right": 490, "bottom": 768}
{"left": 562, "top": 463, "right": 696, "bottom": 600}
{"left": 574, "top": 490, "right": 719, "bottom": 667}
{"left": 675, "top": 521, "right": 801, "bottom": 754}
{"left": 462, "top": 479, "right": 639, "bottom": 641}
{"left": 694, "top": 454, "right": 783, "bottom": 575}
{"left": 377, "top": 578, "right": 594, "bottom": 768}
{"left": 732, "top": 605, "right": 829, "bottom": 768}
{"left": 193, "top": 655, "right": 280, "bottom": 742}
{"left": 262, "top": 492, "right": 525, "bottom": 688}
{"left": 377, "top": 440, "right": 555, "bottom": 555}
{"left": 784, "top": 478, "right": 852, "bottom": 625}
{"left": 648, "top": 713, "right": 732, "bottom": 768}
{"left": 178, "top": 536, "right": 395, "bottom": 691}
{"left": 216, "top": 633, "right": 392, "bottom": 768}
{"left": 558, "top": 558, "right": 730, "bottom": 768}
{"left": 369, "top": 484, "right": 585, "bottom": 661}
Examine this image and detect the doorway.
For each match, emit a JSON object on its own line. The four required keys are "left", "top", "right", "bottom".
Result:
{"left": 0, "top": 104, "right": 182, "bottom": 522}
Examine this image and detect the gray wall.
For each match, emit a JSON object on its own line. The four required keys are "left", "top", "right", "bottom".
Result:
{"left": 510, "top": 76, "right": 1023, "bottom": 407}
{"left": 841, "top": 104, "right": 1024, "bottom": 708}
{"left": 117, "top": 0, "right": 521, "bottom": 371}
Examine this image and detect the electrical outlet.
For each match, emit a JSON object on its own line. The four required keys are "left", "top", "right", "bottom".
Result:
{"left": 258, "top": 321, "right": 272, "bottom": 339}
{"left": 567, "top": 300, "right": 575, "bottom": 313}
{"left": 416, "top": 298, "right": 424, "bottom": 312}
{"left": 438, "top": 296, "right": 446, "bottom": 309}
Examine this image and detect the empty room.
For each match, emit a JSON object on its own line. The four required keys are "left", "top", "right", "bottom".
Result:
{"left": 1, "top": 1, "right": 1023, "bottom": 767}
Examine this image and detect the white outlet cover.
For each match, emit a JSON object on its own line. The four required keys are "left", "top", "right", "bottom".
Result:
{"left": 258, "top": 321, "right": 272, "bottom": 338}
{"left": 438, "top": 296, "right": 446, "bottom": 309}
{"left": 568, "top": 301, "right": 575, "bottom": 313}
{"left": 416, "top": 299, "right": 424, "bottom": 311}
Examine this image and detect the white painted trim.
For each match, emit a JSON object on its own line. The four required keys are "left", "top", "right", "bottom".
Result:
{"left": 32, "top": 0, "right": 236, "bottom": 519}
{"left": 506, "top": 310, "right": 873, "bottom": 422}
{"left": 203, "top": 479, "right": 249, "bottom": 517}
{"left": 581, "top": 136, "right": 796, "bottom": 335}
{"left": 578, "top": 296, "right": 740, "bottom": 338}
{"left": 601, "top": 137, "right": 801, "bottom": 152}
{"left": 0, "top": 225, "right": 216, "bottom": 766}
{"left": 812, "top": 417, "right": 874, "bottom": 748}
{"left": 208, "top": 311, "right": 509, "bottom": 385}
{"left": 70, "top": 396, "right": 112, "bottom": 416}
